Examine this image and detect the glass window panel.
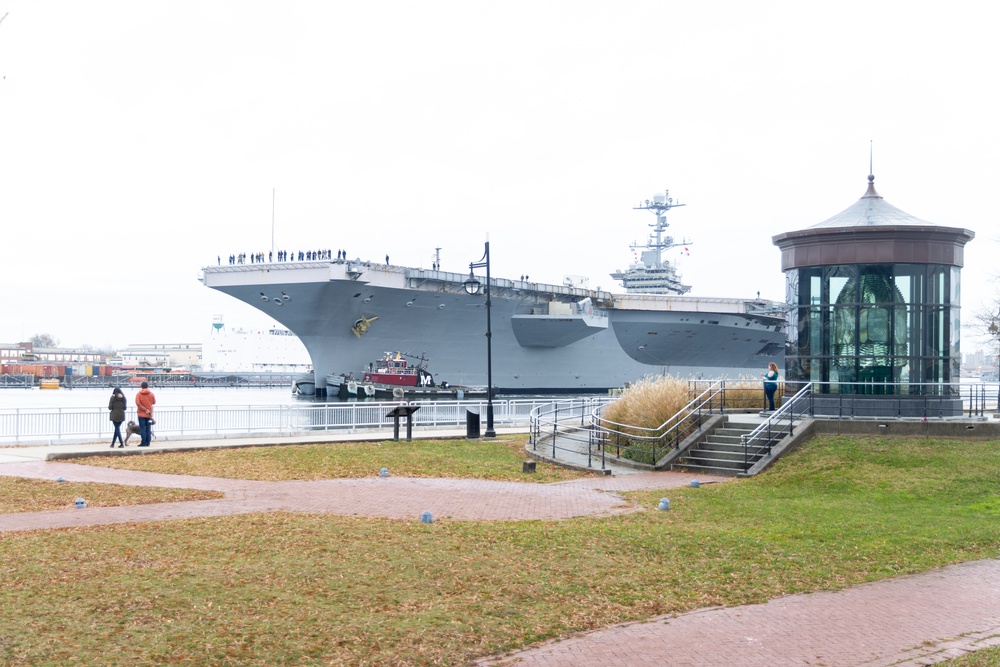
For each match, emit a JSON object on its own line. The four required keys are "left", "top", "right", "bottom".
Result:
{"left": 928, "top": 266, "right": 948, "bottom": 305}
{"left": 860, "top": 307, "right": 889, "bottom": 343}
{"left": 809, "top": 273, "right": 821, "bottom": 306}
{"left": 786, "top": 269, "right": 801, "bottom": 307}
{"left": 923, "top": 306, "right": 947, "bottom": 360}
{"left": 832, "top": 305, "right": 856, "bottom": 356}
{"left": 808, "top": 307, "right": 822, "bottom": 355}
{"left": 893, "top": 265, "right": 920, "bottom": 305}
{"left": 825, "top": 265, "right": 856, "bottom": 305}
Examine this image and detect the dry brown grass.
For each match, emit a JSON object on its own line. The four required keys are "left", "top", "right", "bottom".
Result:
{"left": 602, "top": 375, "right": 691, "bottom": 435}
{"left": 724, "top": 376, "right": 781, "bottom": 410}
{"left": 599, "top": 375, "right": 784, "bottom": 463}
{"left": 0, "top": 477, "right": 222, "bottom": 513}
{"left": 600, "top": 376, "right": 696, "bottom": 463}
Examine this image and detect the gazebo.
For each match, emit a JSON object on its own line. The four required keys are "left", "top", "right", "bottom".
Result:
{"left": 772, "top": 173, "right": 975, "bottom": 416}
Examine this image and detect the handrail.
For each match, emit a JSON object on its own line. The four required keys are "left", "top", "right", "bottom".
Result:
{"left": 739, "top": 383, "right": 813, "bottom": 472}
{"left": 593, "top": 381, "right": 724, "bottom": 438}
{"left": 527, "top": 397, "right": 616, "bottom": 469}
{"left": 588, "top": 381, "right": 725, "bottom": 466}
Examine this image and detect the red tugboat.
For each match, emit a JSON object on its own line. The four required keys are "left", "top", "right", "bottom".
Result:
{"left": 362, "top": 352, "right": 433, "bottom": 388}
{"left": 337, "top": 352, "right": 487, "bottom": 399}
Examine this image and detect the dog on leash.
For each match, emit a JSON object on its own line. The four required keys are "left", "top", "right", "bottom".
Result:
{"left": 123, "top": 419, "right": 155, "bottom": 446}
{"left": 123, "top": 421, "right": 141, "bottom": 446}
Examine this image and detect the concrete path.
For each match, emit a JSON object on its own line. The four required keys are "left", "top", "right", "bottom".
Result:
{"left": 1, "top": 432, "right": 998, "bottom": 666}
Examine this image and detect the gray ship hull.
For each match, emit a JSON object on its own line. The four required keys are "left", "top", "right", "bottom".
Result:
{"left": 202, "top": 261, "right": 785, "bottom": 393}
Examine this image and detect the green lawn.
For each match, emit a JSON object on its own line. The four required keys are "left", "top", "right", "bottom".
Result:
{"left": 943, "top": 647, "right": 1000, "bottom": 666}
{"left": 69, "top": 435, "right": 592, "bottom": 483}
{"left": 0, "top": 434, "right": 998, "bottom": 666}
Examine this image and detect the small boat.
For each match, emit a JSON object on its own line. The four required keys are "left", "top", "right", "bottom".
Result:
{"left": 291, "top": 372, "right": 316, "bottom": 396}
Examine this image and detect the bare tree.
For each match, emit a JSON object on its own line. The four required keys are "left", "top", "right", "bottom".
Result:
{"left": 29, "top": 333, "right": 59, "bottom": 348}
{"left": 81, "top": 343, "right": 116, "bottom": 356}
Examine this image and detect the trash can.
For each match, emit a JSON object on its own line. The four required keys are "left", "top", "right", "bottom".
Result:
{"left": 465, "top": 409, "right": 481, "bottom": 438}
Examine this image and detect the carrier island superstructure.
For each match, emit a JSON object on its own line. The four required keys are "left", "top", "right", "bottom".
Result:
{"left": 201, "top": 193, "right": 785, "bottom": 394}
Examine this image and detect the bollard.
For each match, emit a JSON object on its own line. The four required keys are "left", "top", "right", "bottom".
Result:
{"left": 420, "top": 511, "right": 433, "bottom": 524}
{"left": 379, "top": 468, "right": 389, "bottom": 478}
{"left": 657, "top": 498, "right": 670, "bottom": 511}
{"left": 690, "top": 479, "right": 700, "bottom": 488}
{"left": 75, "top": 498, "right": 87, "bottom": 509}
{"left": 522, "top": 460, "right": 536, "bottom": 473}
{"left": 57, "top": 476, "right": 66, "bottom": 483}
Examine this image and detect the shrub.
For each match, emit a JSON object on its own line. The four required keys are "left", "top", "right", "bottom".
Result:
{"left": 723, "top": 376, "right": 778, "bottom": 410}
{"left": 600, "top": 375, "right": 698, "bottom": 463}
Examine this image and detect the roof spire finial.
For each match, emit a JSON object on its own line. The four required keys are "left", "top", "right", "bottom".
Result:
{"left": 869, "top": 140, "right": 873, "bottom": 182}
{"left": 863, "top": 140, "right": 880, "bottom": 198}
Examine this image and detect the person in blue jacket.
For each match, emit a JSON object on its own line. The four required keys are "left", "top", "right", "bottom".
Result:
{"left": 762, "top": 362, "right": 779, "bottom": 411}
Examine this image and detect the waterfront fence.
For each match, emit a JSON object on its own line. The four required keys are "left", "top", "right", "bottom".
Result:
{"left": 0, "top": 398, "right": 556, "bottom": 445}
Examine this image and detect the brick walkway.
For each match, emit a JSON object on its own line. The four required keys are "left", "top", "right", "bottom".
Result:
{"left": 476, "top": 558, "right": 1000, "bottom": 667}
{"left": 1, "top": 453, "right": 999, "bottom": 666}
{"left": 0, "top": 460, "right": 720, "bottom": 531}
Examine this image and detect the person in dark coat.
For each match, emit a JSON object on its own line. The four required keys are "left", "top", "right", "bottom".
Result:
{"left": 108, "top": 387, "right": 127, "bottom": 447}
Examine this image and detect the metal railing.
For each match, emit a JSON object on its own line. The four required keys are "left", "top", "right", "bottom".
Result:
{"left": 527, "top": 384, "right": 727, "bottom": 470}
{"left": 527, "top": 397, "right": 616, "bottom": 469}
{"left": 0, "top": 397, "right": 559, "bottom": 445}
{"left": 799, "top": 381, "right": 998, "bottom": 419}
{"left": 527, "top": 379, "right": 999, "bottom": 473}
{"left": 738, "top": 383, "right": 814, "bottom": 472}
{"left": 590, "top": 382, "right": 725, "bottom": 466}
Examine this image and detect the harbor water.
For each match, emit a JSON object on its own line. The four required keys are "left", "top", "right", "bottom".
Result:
{"left": 0, "top": 385, "right": 309, "bottom": 411}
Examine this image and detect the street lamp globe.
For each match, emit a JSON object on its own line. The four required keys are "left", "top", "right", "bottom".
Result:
{"left": 463, "top": 272, "right": 482, "bottom": 295}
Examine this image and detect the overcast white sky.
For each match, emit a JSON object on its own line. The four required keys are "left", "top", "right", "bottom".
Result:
{"left": 1, "top": 1, "right": 997, "bottom": 351}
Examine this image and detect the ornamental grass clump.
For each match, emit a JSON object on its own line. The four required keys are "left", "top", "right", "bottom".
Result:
{"left": 724, "top": 376, "right": 779, "bottom": 410}
{"left": 600, "top": 375, "right": 695, "bottom": 464}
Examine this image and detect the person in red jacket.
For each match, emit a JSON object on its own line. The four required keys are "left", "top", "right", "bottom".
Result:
{"left": 134, "top": 381, "right": 156, "bottom": 446}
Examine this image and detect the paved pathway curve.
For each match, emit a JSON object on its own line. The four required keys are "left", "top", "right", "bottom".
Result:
{"left": 0, "top": 460, "right": 720, "bottom": 531}
{"left": 1, "top": 453, "right": 998, "bottom": 666}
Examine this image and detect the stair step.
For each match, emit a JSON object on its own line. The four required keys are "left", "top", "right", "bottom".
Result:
{"left": 667, "top": 416, "right": 794, "bottom": 477}
{"left": 684, "top": 453, "right": 759, "bottom": 467}
{"left": 671, "top": 463, "right": 745, "bottom": 476}
{"left": 706, "top": 434, "right": 749, "bottom": 445}
{"left": 700, "top": 438, "right": 781, "bottom": 449}
{"left": 715, "top": 427, "right": 757, "bottom": 436}
{"left": 698, "top": 439, "right": 748, "bottom": 451}
{"left": 687, "top": 449, "right": 755, "bottom": 463}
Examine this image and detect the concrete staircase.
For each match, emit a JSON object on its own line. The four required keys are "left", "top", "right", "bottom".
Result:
{"left": 671, "top": 416, "right": 792, "bottom": 476}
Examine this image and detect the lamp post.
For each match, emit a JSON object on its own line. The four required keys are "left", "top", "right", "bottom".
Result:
{"left": 464, "top": 241, "right": 496, "bottom": 437}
